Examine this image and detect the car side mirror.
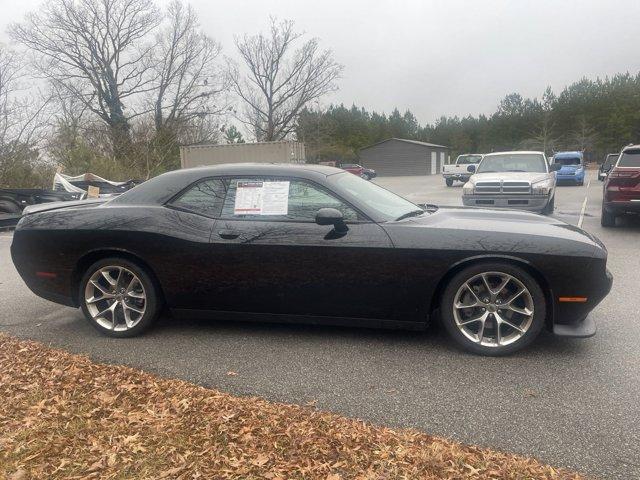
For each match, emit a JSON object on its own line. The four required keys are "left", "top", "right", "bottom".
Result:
{"left": 467, "top": 165, "right": 476, "bottom": 173}
{"left": 549, "top": 163, "right": 562, "bottom": 172}
{"left": 315, "top": 207, "right": 347, "bottom": 232}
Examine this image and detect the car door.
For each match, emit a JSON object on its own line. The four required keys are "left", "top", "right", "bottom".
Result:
{"left": 208, "top": 176, "right": 397, "bottom": 320}
{"left": 157, "top": 177, "right": 226, "bottom": 310}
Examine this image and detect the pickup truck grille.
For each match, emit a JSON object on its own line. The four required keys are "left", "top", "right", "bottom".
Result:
{"left": 475, "top": 181, "right": 531, "bottom": 194}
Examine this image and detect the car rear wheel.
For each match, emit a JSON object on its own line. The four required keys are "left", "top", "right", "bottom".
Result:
{"left": 361, "top": 173, "right": 371, "bottom": 181}
{"left": 440, "top": 263, "right": 546, "bottom": 355}
{"left": 601, "top": 205, "right": 616, "bottom": 227}
{"left": 79, "top": 258, "right": 161, "bottom": 337}
{"left": 445, "top": 178, "right": 454, "bottom": 187}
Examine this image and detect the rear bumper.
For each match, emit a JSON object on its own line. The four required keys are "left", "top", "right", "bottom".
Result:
{"left": 462, "top": 194, "right": 550, "bottom": 212}
{"left": 604, "top": 199, "right": 640, "bottom": 214}
{"left": 443, "top": 173, "right": 471, "bottom": 181}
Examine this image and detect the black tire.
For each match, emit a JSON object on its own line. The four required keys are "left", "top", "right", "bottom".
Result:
{"left": 445, "top": 178, "right": 454, "bottom": 187}
{"left": 0, "top": 199, "right": 21, "bottom": 214}
{"left": 542, "top": 195, "right": 555, "bottom": 215}
{"left": 440, "top": 262, "right": 546, "bottom": 356}
{"left": 361, "top": 173, "right": 371, "bottom": 181}
{"left": 601, "top": 205, "right": 616, "bottom": 227}
{"left": 79, "top": 257, "right": 161, "bottom": 337}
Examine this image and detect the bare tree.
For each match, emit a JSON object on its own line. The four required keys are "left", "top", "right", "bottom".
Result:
{"left": 10, "top": 0, "right": 161, "bottom": 158}
{"left": 151, "top": 1, "right": 227, "bottom": 136}
{"left": 0, "top": 44, "right": 52, "bottom": 187}
{"left": 230, "top": 18, "right": 343, "bottom": 141}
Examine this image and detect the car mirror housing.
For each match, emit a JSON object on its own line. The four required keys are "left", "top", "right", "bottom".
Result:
{"left": 315, "top": 208, "right": 347, "bottom": 232}
{"left": 549, "top": 163, "right": 562, "bottom": 172}
{"left": 467, "top": 165, "right": 476, "bottom": 173}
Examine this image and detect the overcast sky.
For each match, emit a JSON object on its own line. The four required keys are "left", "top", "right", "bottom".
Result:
{"left": 3, "top": 0, "right": 640, "bottom": 125}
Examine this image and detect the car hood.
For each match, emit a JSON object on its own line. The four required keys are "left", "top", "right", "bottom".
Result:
{"left": 384, "top": 206, "right": 605, "bottom": 257}
{"left": 470, "top": 171, "right": 550, "bottom": 183}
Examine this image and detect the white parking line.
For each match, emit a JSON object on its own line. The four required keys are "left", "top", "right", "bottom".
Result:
{"left": 577, "top": 176, "right": 591, "bottom": 228}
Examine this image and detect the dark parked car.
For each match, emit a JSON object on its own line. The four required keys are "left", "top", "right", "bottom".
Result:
{"left": 340, "top": 163, "right": 376, "bottom": 180}
{"left": 11, "top": 164, "right": 612, "bottom": 355}
{"left": 0, "top": 188, "right": 82, "bottom": 214}
{"left": 599, "top": 153, "right": 619, "bottom": 181}
{"left": 601, "top": 145, "right": 640, "bottom": 226}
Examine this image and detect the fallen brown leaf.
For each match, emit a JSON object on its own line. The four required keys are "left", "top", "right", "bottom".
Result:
{"left": 0, "top": 333, "right": 585, "bottom": 480}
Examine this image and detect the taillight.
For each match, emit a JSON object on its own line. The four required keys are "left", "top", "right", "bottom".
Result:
{"left": 606, "top": 169, "right": 640, "bottom": 187}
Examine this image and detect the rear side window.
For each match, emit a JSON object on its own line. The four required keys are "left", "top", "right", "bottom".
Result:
{"left": 618, "top": 150, "right": 640, "bottom": 167}
{"left": 169, "top": 179, "right": 226, "bottom": 217}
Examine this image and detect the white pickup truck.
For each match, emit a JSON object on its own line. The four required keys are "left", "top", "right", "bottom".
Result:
{"left": 442, "top": 154, "right": 483, "bottom": 186}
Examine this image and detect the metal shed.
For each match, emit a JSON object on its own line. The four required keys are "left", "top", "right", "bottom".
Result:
{"left": 358, "top": 138, "right": 449, "bottom": 176}
{"left": 180, "top": 141, "right": 306, "bottom": 169}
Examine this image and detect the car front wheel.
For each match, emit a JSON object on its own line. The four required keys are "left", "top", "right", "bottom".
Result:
{"left": 445, "top": 178, "right": 454, "bottom": 187}
{"left": 440, "top": 263, "right": 546, "bottom": 355}
{"left": 542, "top": 195, "right": 555, "bottom": 215}
{"left": 79, "top": 257, "right": 161, "bottom": 337}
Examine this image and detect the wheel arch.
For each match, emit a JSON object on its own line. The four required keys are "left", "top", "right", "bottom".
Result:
{"left": 72, "top": 248, "right": 165, "bottom": 306}
{"left": 429, "top": 255, "right": 554, "bottom": 330}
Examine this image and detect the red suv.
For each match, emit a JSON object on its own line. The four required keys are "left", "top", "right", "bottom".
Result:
{"left": 340, "top": 164, "right": 377, "bottom": 180}
{"left": 601, "top": 144, "right": 640, "bottom": 226}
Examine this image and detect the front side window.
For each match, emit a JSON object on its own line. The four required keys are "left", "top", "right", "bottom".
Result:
{"left": 477, "top": 153, "right": 547, "bottom": 173}
{"left": 169, "top": 178, "right": 226, "bottom": 217}
{"left": 604, "top": 154, "right": 619, "bottom": 168}
{"left": 221, "top": 177, "right": 362, "bottom": 222}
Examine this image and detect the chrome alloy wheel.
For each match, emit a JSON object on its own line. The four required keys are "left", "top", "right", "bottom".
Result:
{"left": 453, "top": 272, "right": 534, "bottom": 347}
{"left": 84, "top": 266, "right": 146, "bottom": 331}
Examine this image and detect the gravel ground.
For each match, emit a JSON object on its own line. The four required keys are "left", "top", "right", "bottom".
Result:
{"left": 1, "top": 170, "right": 638, "bottom": 478}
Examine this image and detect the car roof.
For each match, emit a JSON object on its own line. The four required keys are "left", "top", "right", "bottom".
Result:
{"left": 109, "top": 163, "right": 347, "bottom": 206}
{"left": 482, "top": 151, "right": 544, "bottom": 156}
{"left": 622, "top": 144, "right": 640, "bottom": 151}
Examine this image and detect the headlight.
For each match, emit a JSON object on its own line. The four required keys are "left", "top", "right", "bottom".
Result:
{"left": 462, "top": 183, "right": 475, "bottom": 195}
{"left": 532, "top": 178, "right": 554, "bottom": 195}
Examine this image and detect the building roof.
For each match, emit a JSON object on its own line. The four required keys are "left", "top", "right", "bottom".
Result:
{"left": 359, "top": 138, "right": 448, "bottom": 151}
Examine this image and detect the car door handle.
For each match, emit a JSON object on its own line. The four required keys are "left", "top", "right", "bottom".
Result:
{"left": 218, "top": 229, "right": 240, "bottom": 240}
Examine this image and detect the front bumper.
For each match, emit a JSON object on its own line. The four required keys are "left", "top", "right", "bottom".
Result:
{"left": 462, "top": 194, "right": 550, "bottom": 212}
{"left": 553, "top": 268, "right": 613, "bottom": 337}
{"left": 553, "top": 314, "right": 597, "bottom": 337}
{"left": 557, "top": 173, "right": 585, "bottom": 183}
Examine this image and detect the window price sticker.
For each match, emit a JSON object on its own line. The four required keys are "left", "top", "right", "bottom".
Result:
{"left": 234, "top": 181, "right": 290, "bottom": 215}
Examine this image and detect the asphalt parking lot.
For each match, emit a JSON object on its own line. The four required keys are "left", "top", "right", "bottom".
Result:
{"left": 1, "top": 169, "right": 639, "bottom": 479}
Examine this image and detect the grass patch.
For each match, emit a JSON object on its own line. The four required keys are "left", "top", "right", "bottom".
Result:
{"left": 0, "top": 334, "right": 583, "bottom": 479}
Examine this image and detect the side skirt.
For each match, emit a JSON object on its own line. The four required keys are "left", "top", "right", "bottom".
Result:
{"left": 170, "top": 309, "right": 428, "bottom": 331}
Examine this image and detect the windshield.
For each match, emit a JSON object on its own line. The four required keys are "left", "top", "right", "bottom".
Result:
{"left": 554, "top": 157, "right": 581, "bottom": 166}
{"left": 477, "top": 153, "right": 547, "bottom": 173}
{"left": 332, "top": 172, "right": 420, "bottom": 221}
{"left": 618, "top": 149, "right": 640, "bottom": 167}
{"left": 457, "top": 155, "right": 482, "bottom": 165}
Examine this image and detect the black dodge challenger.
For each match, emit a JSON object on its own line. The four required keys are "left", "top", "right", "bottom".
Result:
{"left": 11, "top": 164, "right": 612, "bottom": 355}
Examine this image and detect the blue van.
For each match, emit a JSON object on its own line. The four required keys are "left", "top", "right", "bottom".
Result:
{"left": 552, "top": 151, "right": 585, "bottom": 185}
